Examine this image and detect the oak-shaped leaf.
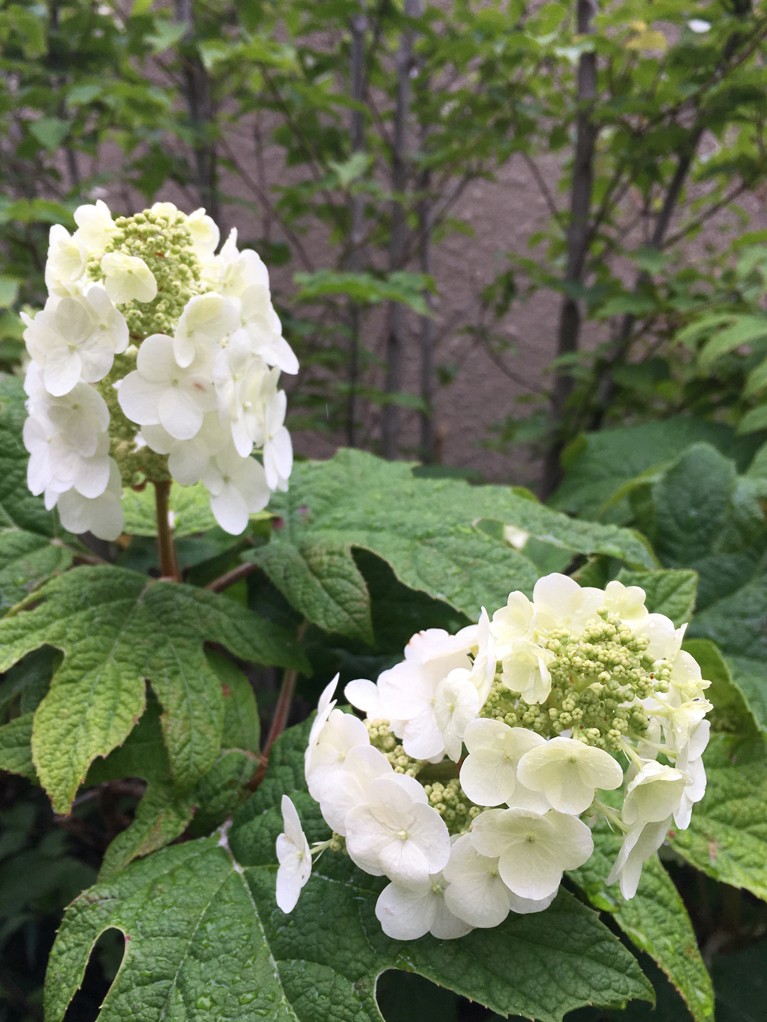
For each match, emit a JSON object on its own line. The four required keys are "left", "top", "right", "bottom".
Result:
{"left": 249, "top": 448, "right": 655, "bottom": 643}
{"left": 0, "top": 565, "right": 308, "bottom": 814}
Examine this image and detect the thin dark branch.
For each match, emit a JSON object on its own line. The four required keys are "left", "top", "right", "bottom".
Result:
{"left": 205, "top": 560, "right": 261, "bottom": 593}
{"left": 522, "top": 153, "right": 565, "bottom": 228}
{"left": 218, "top": 136, "right": 315, "bottom": 271}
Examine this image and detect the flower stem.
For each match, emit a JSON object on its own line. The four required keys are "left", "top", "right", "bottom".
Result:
{"left": 154, "top": 480, "right": 181, "bottom": 582}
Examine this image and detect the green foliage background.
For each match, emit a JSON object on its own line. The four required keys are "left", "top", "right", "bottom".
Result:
{"left": 4, "top": 0, "right": 767, "bottom": 1020}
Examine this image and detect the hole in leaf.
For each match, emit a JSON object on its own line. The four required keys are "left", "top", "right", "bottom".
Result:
{"left": 63, "top": 928, "right": 125, "bottom": 1022}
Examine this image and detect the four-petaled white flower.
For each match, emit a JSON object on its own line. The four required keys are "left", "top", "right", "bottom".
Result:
{"left": 275, "top": 795, "right": 312, "bottom": 913}
{"left": 375, "top": 874, "right": 473, "bottom": 941}
{"left": 602, "top": 580, "right": 648, "bottom": 625}
{"left": 262, "top": 382, "right": 294, "bottom": 492}
{"left": 173, "top": 292, "right": 240, "bottom": 367}
{"left": 470, "top": 807, "right": 593, "bottom": 901}
{"left": 23, "top": 287, "right": 127, "bottom": 396}
{"left": 500, "top": 637, "right": 554, "bottom": 705}
{"left": 377, "top": 627, "right": 476, "bottom": 760}
{"left": 201, "top": 443, "right": 271, "bottom": 534}
{"left": 101, "top": 251, "right": 157, "bottom": 305}
{"left": 345, "top": 774, "right": 451, "bottom": 887}
{"left": 516, "top": 736, "right": 624, "bottom": 815}
{"left": 460, "top": 718, "right": 546, "bottom": 807}
{"left": 532, "top": 572, "right": 605, "bottom": 637}
{"left": 673, "top": 720, "right": 710, "bottom": 829}
{"left": 186, "top": 207, "right": 221, "bottom": 258}
{"left": 635, "top": 613, "right": 686, "bottom": 662}
{"left": 318, "top": 743, "right": 393, "bottom": 835}
{"left": 118, "top": 333, "right": 218, "bottom": 440}
{"left": 490, "top": 591, "right": 534, "bottom": 655}
{"left": 441, "top": 834, "right": 512, "bottom": 928}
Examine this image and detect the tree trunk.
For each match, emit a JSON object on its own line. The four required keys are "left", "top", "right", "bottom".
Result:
{"left": 540, "top": 0, "right": 597, "bottom": 499}
{"left": 174, "top": 0, "right": 221, "bottom": 228}
{"left": 381, "top": 0, "right": 420, "bottom": 460}
{"left": 346, "top": 3, "right": 367, "bottom": 448}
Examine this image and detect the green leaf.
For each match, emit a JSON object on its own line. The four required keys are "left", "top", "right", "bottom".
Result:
{"left": 689, "top": 573, "right": 767, "bottom": 735}
{"left": 675, "top": 313, "right": 739, "bottom": 350}
{"left": 670, "top": 734, "right": 767, "bottom": 902}
{"left": 0, "top": 645, "right": 57, "bottom": 719}
{"left": 250, "top": 538, "right": 373, "bottom": 643}
{"left": 206, "top": 650, "right": 260, "bottom": 754}
{"left": 698, "top": 314, "right": 767, "bottom": 371}
{"left": 569, "top": 826, "right": 714, "bottom": 1022}
{"left": 551, "top": 417, "right": 761, "bottom": 523}
{"left": 86, "top": 657, "right": 261, "bottom": 878}
{"left": 616, "top": 568, "right": 698, "bottom": 626}
{"left": 252, "top": 449, "right": 654, "bottom": 642}
{"left": 0, "top": 713, "right": 35, "bottom": 780}
{"left": 0, "top": 277, "right": 19, "bottom": 309}
{"left": 46, "top": 729, "right": 652, "bottom": 1022}
{"left": 0, "top": 530, "right": 72, "bottom": 614}
{"left": 28, "top": 117, "right": 70, "bottom": 151}
{"left": 737, "top": 403, "right": 767, "bottom": 435}
{"left": 120, "top": 480, "right": 218, "bottom": 537}
{"left": 651, "top": 444, "right": 737, "bottom": 566}
{"left": 146, "top": 18, "right": 187, "bottom": 53}
{"left": 187, "top": 651, "right": 261, "bottom": 837}
{"left": 743, "top": 356, "right": 767, "bottom": 399}
{"left": 637, "top": 444, "right": 767, "bottom": 612}
{"left": 293, "top": 270, "right": 434, "bottom": 316}
{"left": 0, "top": 565, "right": 308, "bottom": 813}
{"left": 86, "top": 700, "right": 195, "bottom": 880}
{"left": 682, "top": 638, "right": 759, "bottom": 737}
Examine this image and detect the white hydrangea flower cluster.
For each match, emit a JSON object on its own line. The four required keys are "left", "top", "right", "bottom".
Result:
{"left": 22, "top": 199, "right": 298, "bottom": 540}
{"left": 276, "top": 573, "right": 713, "bottom": 938}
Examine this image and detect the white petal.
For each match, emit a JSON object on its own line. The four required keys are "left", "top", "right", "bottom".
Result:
{"left": 158, "top": 387, "right": 204, "bottom": 441}
{"left": 375, "top": 882, "right": 434, "bottom": 940}
{"left": 118, "top": 372, "right": 163, "bottom": 425}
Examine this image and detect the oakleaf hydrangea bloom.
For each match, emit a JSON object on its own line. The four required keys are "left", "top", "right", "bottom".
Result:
{"left": 277, "top": 573, "right": 713, "bottom": 938}
{"left": 22, "top": 200, "right": 298, "bottom": 540}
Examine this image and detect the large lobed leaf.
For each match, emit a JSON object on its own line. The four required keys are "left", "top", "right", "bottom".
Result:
{"left": 0, "top": 565, "right": 308, "bottom": 814}
{"left": 248, "top": 448, "right": 655, "bottom": 643}
{"left": 46, "top": 718, "right": 653, "bottom": 1022}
